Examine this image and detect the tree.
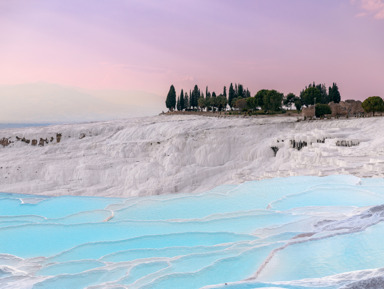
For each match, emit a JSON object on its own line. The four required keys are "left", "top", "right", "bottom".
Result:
{"left": 176, "top": 96, "right": 181, "bottom": 111}
{"left": 283, "top": 93, "right": 297, "bottom": 109}
{"left": 238, "top": 84, "right": 244, "bottom": 98}
{"left": 255, "top": 89, "right": 268, "bottom": 108}
{"left": 333, "top": 84, "right": 341, "bottom": 103}
{"left": 184, "top": 92, "right": 189, "bottom": 110}
{"left": 212, "top": 95, "right": 227, "bottom": 111}
{"left": 179, "top": 89, "right": 185, "bottom": 111}
{"left": 209, "top": 92, "right": 217, "bottom": 110}
{"left": 329, "top": 83, "right": 341, "bottom": 103}
{"left": 300, "top": 86, "right": 321, "bottom": 106}
{"left": 223, "top": 86, "right": 227, "bottom": 98}
{"left": 165, "top": 85, "right": 176, "bottom": 111}
{"left": 245, "top": 88, "right": 251, "bottom": 98}
{"left": 189, "top": 90, "right": 192, "bottom": 109}
{"left": 362, "top": 96, "right": 384, "bottom": 116}
{"left": 316, "top": 83, "right": 328, "bottom": 104}
{"left": 246, "top": 97, "right": 257, "bottom": 111}
{"left": 315, "top": 104, "right": 332, "bottom": 118}
{"left": 191, "top": 85, "right": 200, "bottom": 109}
{"left": 206, "top": 86, "right": 211, "bottom": 99}
{"left": 263, "top": 90, "right": 283, "bottom": 112}
{"left": 233, "top": 98, "right": 247, "bottom": 111}
{"left": 294, "top": 97, "right": 302, "bottom": 112}
{"left": 198, "top": 96, "right": 207, "bottom": 111}
{"left": 300, "top": 82, "right": 329, "bottom": 105}
{"left": 228, "top": 83, "right": 235, "bottom": 109}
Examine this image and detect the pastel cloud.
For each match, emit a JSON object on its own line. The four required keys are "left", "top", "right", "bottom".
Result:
{"left": 353, "top": 0, "right": 384, "bottom": 19}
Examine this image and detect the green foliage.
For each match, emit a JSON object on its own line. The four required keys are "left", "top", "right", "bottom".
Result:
{"left": 188, "top": 90, "right": 192, "bottom": 109}
{"left": 237, "top": 84, "right": 244, "bottom": 98}
{"left": 216, "top": 95, "right": 227, "bottom": 111}
{"left": 168, "top": 81, "right": 342, "bottom": 115}
{"left": 283, "top": 93, "right": 296, "bottom": 108}
{"left": 198, "top": 97, "right": 207, "bottom": 110}
{"left": 233, "top": 98, "right": 247, "bottom": 110}
{"left": 228, "top": 83, "right": 235, "bottom": 108}
{"left": 176, "top": 96, "right": 181, "bottom": 111}
{"left": 263, "top": 90, "right": 283, "bottom": 112}
{"left": 228, "top": 83, "right": 249, "bottom": 107}
{"left": 201, "top": 94, "right": 227, "bottom": 111}
{"left": 317, "top": 83, "right": 329, "bottom": 104}
{"left": 245, "top": 88, "right": 251, "bottom": 98}
{"left": 300, "top": 82, "right": 329, "bottom": 105}
{"left": 294, "top": 97, "right": 302, "bottom": 112}
{"left": 179, "top": 89, "right": 185, "bottom": 111}
{"left": 362, "top": 96, "right": 384, "bottom": 116}
{"left": 246, "top": 97, "right": 257, "bottom": 110}
{"left": 300, "top": 86, "right": 321, "bottom": 106}
{"left": 165, "top": 85, "right": 176, "bottom": 111}
{"left": 328, "top": 83, "right": 341, "bottom": 103}
{"left": 254, "top": 89, "right": 267, "bottom": 108}
{"left": 315, "top": 104, "right": 332, "bottom": 118}
{"left": 254, "top": 90, "right": 283, "bottom": 112}
{"left": 190, "top": 85, "right": 200, "bottom": 109}
{"left": 184, "top": 92, "right": 189, "bottom": 110}
{"left": 205, "top": 86, "right": 211, "bottom": 99}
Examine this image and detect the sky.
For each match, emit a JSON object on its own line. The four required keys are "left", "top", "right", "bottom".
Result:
{"left": 0, "top": 0, "right": 383, "bottom": 122}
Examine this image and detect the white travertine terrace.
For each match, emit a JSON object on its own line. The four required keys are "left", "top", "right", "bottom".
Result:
{"left": 0, "top": 115, "right": 383, "bottom": 197}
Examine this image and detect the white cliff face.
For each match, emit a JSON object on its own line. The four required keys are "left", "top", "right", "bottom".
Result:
{"left": 0, "top": 115, "right": 383, "bottom": 197}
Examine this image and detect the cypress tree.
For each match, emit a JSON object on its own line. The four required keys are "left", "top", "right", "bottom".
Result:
{"left": 189, "top": 90, "right": 192, "bottom": 110}
{"left": 228, "top": 83, "right": 235, "bottom": 108}
{"left": 328, "top": 83, "right": 341, "bottom": 103}
{"left": 238, "top": 84, "right": 244, "bottom": 98}
{"left": 328, "top": 85, "right": 334, "bottom": 103}
{"left": 191, "top": 85, "right": 200, "bottom": 109}
{"left": 223, "top": 86, "right": 227, "bottom": 98}
{"left": 316, "top": 83, "right": 328, "bottom": 103}
{"left": 332, "top": 83, "right": 341, "bottom": 103}
{"left": 185, "top": 92, "right": 189, "bottom": 110}
{"left": 246, "top": 88, "right": 251, "bottom": 98}
{"left": 180, "top": 89, "right": 184, "bottom": 110}
{"left": 206, "top": 87, "right": 211, "bottom": 100}
{"left": 211, "top": 92, "right": 217, "bottom": 110}
{"left": 165, "top": 85, "right": 176, "bottom": 111}
{"left": 176, "top": 96, "right": 180, "bottom": 111}
{"left": 301, "top": 82, "right": 329, "bottom": 104}
{"left": 206, "top": 86, "right": 211, "bottom": 98}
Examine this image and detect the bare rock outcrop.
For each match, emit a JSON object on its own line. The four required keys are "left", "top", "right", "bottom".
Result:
{"left": 302, "top": 106, "right": 315, "bottom": 118}
{"left": 330, "top": 100, "right": 364, "bottom": 117}
{"left": 0, "top": 138, "right": 10, "bottom": 147}
{"left": 56, "top": 133, "right": 62, "bottom": 143}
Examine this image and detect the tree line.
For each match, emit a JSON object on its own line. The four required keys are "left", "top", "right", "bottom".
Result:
{"left": 166, "top": 82, "right": 342, "bottom": 113}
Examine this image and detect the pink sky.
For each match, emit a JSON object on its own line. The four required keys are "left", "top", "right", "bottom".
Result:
{"left": 0, "top": 0, "right": 383, "bottom": 121}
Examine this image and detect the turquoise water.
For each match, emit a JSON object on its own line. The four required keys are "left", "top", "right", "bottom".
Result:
{"left": 1, "top": 175, "right": 384, "bottom": 288}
